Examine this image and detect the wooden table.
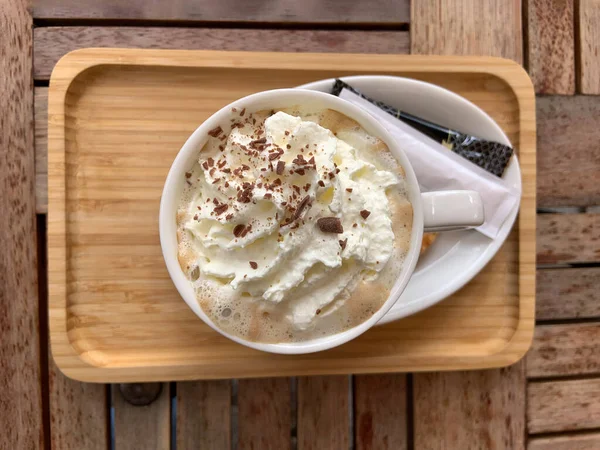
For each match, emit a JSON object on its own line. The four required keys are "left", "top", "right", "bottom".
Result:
{"left": 2, "top": 0, "right": 599, "bottom": 448}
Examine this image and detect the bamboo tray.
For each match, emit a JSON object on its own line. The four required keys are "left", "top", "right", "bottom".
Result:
{"left": 48, "top": 49, "right": 536, "bottom": 382}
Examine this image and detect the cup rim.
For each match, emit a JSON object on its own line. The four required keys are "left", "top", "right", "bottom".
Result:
{"left": 159, "top": 88, "right": 424, "bottom": 354}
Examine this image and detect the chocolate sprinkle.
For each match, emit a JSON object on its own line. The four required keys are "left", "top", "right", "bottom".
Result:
{"left": 249, "top": 261, "right": 258, "bottom": 269}
{"left": 269, "top": 150, "right": 283, "bottom": 161}
{"left": 317, "top": 217, "right": 343, "bottom": 234}
{"left": 233, "top": 224, "right": 245, "bottom": 237}
{"left": 293, "top": 195, "right": 311, "bottom": 221}
{"left": 276, "top": 160, "right": 285, "bottom": 175}
{"left": 214, "top": 203, "right": 229, "bottom": 215}
{"left": 208, "top": 126, "right": 223, "bottom": 137}
{"left": 360, "top": 210, "right": 371, "bottom": 219}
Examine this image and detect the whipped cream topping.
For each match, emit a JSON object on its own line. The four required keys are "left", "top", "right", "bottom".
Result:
{"left": 177, "top": 108, "right": 411, "bottom": 340}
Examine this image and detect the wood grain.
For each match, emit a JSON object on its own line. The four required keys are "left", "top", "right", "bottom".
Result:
{"left": 537, "top": 96, "right": 600, "bottom": 207}
{"left": 177, "top": 380, "right": 231, "bottom": 449}
{"left": 579, "top": 0, "right": 600, "bottom": 93}
{"left": 411, "top": 0, "right": 523, "bottom": 64}
{"left": 414, "top": 363, "right": 526, "bottom": 450}
{"left": 32, "top": 0, "right": 410, "bottom": 24}
{"left": 37, "top": 92, "right": 600, "bottom": 212}
{"left": 49, "top": 359, "right": 108, "bottom": 449}
{"left": 536, "top": 268, "right": 600, "bottom": 320}
{"left": 46, "top": 50, "right": 535, "bottom": 381}
{"left": 411, "top": 6, "right": 528, "bottom": 450}
{"left": 527, "top": 324, "right": 600, "bottom": 378}
{"left": 0, "top": 1, "right": 44, "bottom": 448}
{"left": 33, "top": 27, "right": 409, "bottom": 81}
{"left": 537, "top": 214, "right": 600, "bottom": 264}
{"left": 526, "top": 0, "right": 575, "bottom": 94}
{"left": 354, "top": 374, "right": 407, "bottom": 450}
{"left": 297, "top": 376, "right": 350, "bottom": 450}
{"left": 237, "top": 378, "right": 291, "bottom": 450}
{"left": 35, "top": 87, "right": 47, "bottom": 213}
{"left": 113, "top": 383, "right": 171, "bottom": 449}
{"left": 529, "top": 433, "right": 600, "bottom": 450}
{"left": 528, "top": 379, "right": 600, "bottom": 433}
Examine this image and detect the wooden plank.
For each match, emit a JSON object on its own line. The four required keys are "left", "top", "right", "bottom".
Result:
{"left": 354, "top": 374, "right": 407, "bottom": 450}
{"left": 529, "top": 433, "right": 600, "bottom": 450}
{"left": 537, "top": 96, "right": 600, "bottom": 208}
{"left": 237, "top": 378, "right": 291, "bottom": 450}
{"left": 411, "top": 4, "right": 526, "bottom": 449}
{"left": 113, "top": 383, "right": 171, "bottom": 449}
{"left": 49, "top": 361, "right": 109, "bottom": 449}
{"left": 536, "top": 268, "right": 600, "bottom": 320}
{"left": 33, "top": 26, "right": 409, "bottom": 81}
{"left": 0, "top": 1, "right": 44, "bottom": 448}
{"left": 537, "top": 213, "right": 600, "bottom": 265}
{"left": 297, "top": 376, "right": 350, "bottom": 450}
{"left": 579, "top": 0, "right": 600, "bottom": 94}
{"left": 411, "top": 0, "right": 523, "bottom": 64}
{"left": 526, "top": 0, "right": 575, "bottom": 94}
{"left": 32, "top": 0, "right": 410, "bottom": 24}
{"left": 527, "top": 323, "right": 600, "bottom": 378}
{"left": 35, "top": 87, "right": 48, "bottom": 213}
{"left": 37, "top": 94, "right": 600, "bottom": 211}
{"left": 177, "top": 381, "right": 231, "bottom": 449}
{"left": 528, "top": 379, "right": 600, "bottom": 433}
{"left": 414, "top": 362, "right": 526, "bottom": 449}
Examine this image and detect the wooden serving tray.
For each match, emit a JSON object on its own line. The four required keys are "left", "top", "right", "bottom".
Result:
{"left": 48, "top": 49, "right": 536, "bottom": 382}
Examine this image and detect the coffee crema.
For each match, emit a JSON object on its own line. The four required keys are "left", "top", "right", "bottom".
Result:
{"left": 176, "top": 106, "right": 413, "bottom": 343}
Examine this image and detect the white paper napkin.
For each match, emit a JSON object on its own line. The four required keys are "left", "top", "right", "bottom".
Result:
{"left": 339, "top": 89, "right": 521, "bottom": 239}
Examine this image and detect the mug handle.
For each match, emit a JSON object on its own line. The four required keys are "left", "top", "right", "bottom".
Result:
{"left": 422, "top": 190, "right": 484, "bottom": 232}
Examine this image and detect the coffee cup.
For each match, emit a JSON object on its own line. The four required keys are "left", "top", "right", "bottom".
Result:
{"left": 159, "top": 89, "right": 483, "bottom": 354}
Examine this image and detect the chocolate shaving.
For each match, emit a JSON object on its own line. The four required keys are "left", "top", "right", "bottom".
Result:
{"left": 360, "top": 210, "right": 371, "bottom": 219}
{"left": 339, "top": 238, "right": 348, "bottom": 250}
{"left": 240, "top": 225, "right": 252, "bottom": 237}
{"left": 293, "top": 155, "right": 307, "bottom": 166}
{"left": 239, "top": 108, "right": 246, "bottom": 116}
{"left": 208, "top": 126, "right": 223, "bottom": 137}
{"left": 233, "top": 224, "right": 245, "bottom": 237}
{"left": 293, "top": 196, "right": 312, "bottom": 221}
{"left": 346, "top": 188, "right": 353, "bottom": 193}
{"left": 318, "top": 180, "right": 325, "bottom": 187}
{"left": 207, "top": 157, "right": 214, "bottom": 167}
{"left": 316, "top": 308, "right": 321, "bottom": 315}
{"left": 249, "top": 261, "right": 258, "bottom": 269}
{"left": 264, "top": 193, "right": 272, "bottom": 199}
{"left": 276, "top": 160, "right": 285, "bottom": 175}
{"left": 268, "top": 150, "right": 283, "bottom": 161}
{"left": 214, "top": 203, "right": 229, "bottom": 215}
{"left": 185, "top": 172, "right": 192, "bottom": 179}
{"left": 250, "top": 137, "right": 267, "bottom": 147}
{"left": 317, "top": 217, "right": 343, "bottom": 234}
{"left": 237, "top": 187, "right": 253, "bottom": 203}
{"left": 225, "top": 214, "right": 234, "bottom": 220}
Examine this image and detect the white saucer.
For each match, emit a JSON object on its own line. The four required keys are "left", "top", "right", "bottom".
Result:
{"left": 298, "top": 76, "right": 521, "bottom": 324}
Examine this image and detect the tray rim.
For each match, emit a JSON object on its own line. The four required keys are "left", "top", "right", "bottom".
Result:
{"left": 48, "top": 48, "right": 536, "bottom": 382}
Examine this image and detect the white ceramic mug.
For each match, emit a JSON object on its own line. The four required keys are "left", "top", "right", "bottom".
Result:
{"left": 159, "top": 89, "right": 484, "bottom": 354}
